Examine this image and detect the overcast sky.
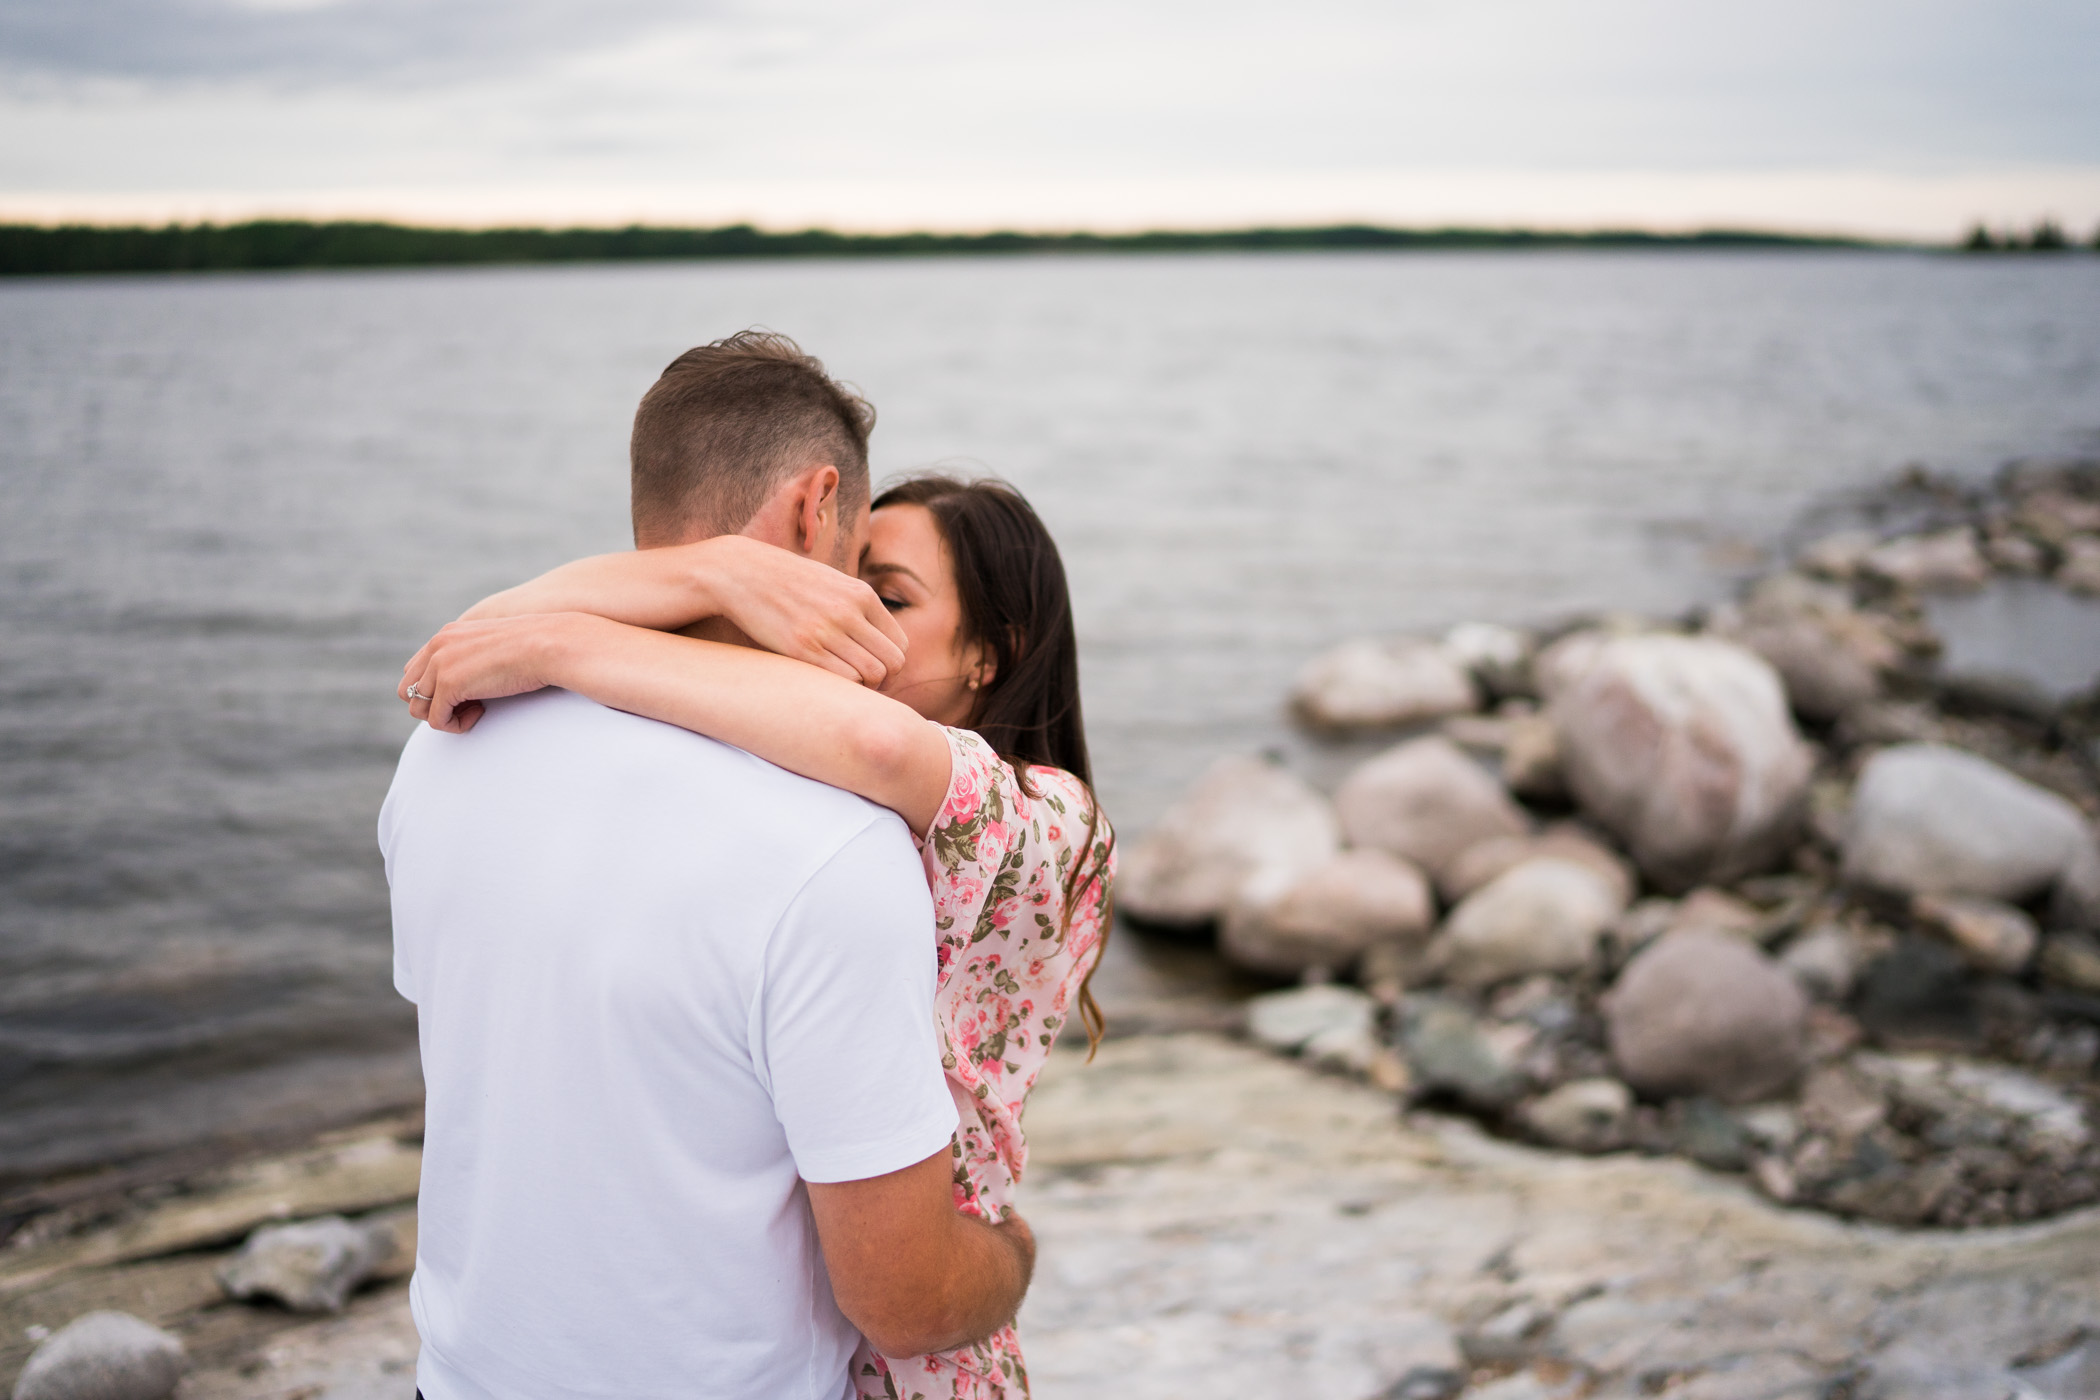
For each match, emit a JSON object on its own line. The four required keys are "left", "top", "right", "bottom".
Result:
{"left": 2, "top": 0, "right": 2095, "bottom": 237}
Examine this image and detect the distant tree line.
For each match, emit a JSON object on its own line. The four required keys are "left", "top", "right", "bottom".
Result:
{"left": 1961, "top": 219, "right": 2100, "bottom": 253}
{"left": 0, "top": 220, "right": 1876, "bottom": 277}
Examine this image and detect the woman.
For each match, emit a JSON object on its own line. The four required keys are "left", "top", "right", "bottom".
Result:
{"left": 398, "top": 476, "right": 1113, "bottom": 1400}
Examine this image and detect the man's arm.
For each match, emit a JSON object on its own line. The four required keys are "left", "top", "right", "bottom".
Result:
{"left": 808, "top": 1150, "right": 1035, "bottom": 1357}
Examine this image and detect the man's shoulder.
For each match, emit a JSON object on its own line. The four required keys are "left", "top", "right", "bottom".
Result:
{"left": 391, "top": 688, "right": 906, "bottom": 840}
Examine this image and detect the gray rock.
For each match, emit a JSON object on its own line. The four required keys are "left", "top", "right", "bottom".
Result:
{"left": 1520, "top": 1078, "right": 1633, "bottom": 1153}
{"left": 1292, "top": 637, "right": 1479, "bottom": 732}
{"left": 1117, "top": 755, "right": 1341, "bottom": 928}
{"left": 1443, "top": 622, "right": 1535, "bottom": 699}
{"left": 1246, "top": 984, "right": 1377, "bottom": 1055}
{"left": 2059, "top": 536, "right": 2100, "bottom": 595}
{"left": 2039, "top": 932, "right": 2100, "bottom": 994}
{"left": 217, "top": 1214, "right": 391, "bottom": 1313}
{"left": 1438, "top": 824, "right": 1632, "bottom": 907}
{"left": 1399, "top": 998, "right": 1531, "bottom": 1111}
{"left": 1909, "top": 893, "right": 2039, "bottom": 974}
{"left": 11, "top": 1312, "right": 186, "bottom": 1400}
{"left": 1983, "top": 528, "right": 2047, "bottom": 574}
{"left": 1335, "top": 736, "right": 1529, "bottom": 890}
{"left": 1854, "top": 1052, "right": 2091, "bottom": 1162}
{"left": 1779, "top": 922, "right": 1868, "bottom": 1001}
{"left": 1672, "top": 1097, "right": 1752, "bottom": 1170}
{"left": 1863, "top": 528, "right": 1990, "bottom": 590}
{"left": 1796, "top": 528, "right": 1879, "bottom": 580}
{"left": 1606, "top": 927, "right": 1810, "bottom": 1103}
{"left": 1430, "top": 857, "right": 1627, "bottom": 989}
{"left": 1549, "top": 634, "right": 1814, "bottom": 892}
{"left": 1221, "top": 849, "right": 1433, "bottom": 978}
{"left": 1841, "top": 743, "right": 2090, "bottom": 903}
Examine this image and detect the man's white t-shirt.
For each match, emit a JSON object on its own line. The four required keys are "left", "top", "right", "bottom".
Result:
{"left": 379, "top": 688, "right": 958, "bottom": 1400}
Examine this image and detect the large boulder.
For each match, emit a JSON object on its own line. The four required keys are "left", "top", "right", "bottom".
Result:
{"left": 1335, "top": 737, "right": 1529, "bottom": 890}
{"left": 1117, "top": 756, "right": 1340, "bottom": 929}
{"left": 1291, "top": 637, "right": 1478, "bottom": 731}
{"left": 1429, "top": 857, "right": 1628, "bottom": 988}
{"left": 12, "top": 1313, "right": 185, "bottom": 1400}
{"left": 1549, "top": 634, "right": 1815, "bottom": 892}
{"left": 1841, "top": 743, "right": 2092, "bottom": 903}
{"left": 1605, "top": 927, "right": 1810, "bottom": 1103}
{"left": 1222, "top": 849, "right": 1433, "bottom": 977}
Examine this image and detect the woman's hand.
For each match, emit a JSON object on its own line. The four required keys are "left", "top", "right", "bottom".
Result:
{"left": 697, "top": 537, "right": 908, "bottom": 687}
{"left": 400, "top": 613, "right": 599, "bottom": 733}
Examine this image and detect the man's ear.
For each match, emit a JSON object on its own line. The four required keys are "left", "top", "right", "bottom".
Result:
{"left": 795, "top": 465, "right": 842, "bottom": 557}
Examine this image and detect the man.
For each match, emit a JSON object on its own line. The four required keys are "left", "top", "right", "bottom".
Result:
{"left": 380, "top": 331, "right": 1034, "bottom": 1400}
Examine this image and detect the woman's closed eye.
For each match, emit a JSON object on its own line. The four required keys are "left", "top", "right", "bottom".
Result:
{"left": 878, "top": 594, "right": 909, "bottom": 613}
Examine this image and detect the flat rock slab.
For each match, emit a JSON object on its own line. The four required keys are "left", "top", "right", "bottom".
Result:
{"left": 159, "top": 1036, "right": 2099, "bottom": 1399}
{"left": 1015, "top": 1034, "right": 2100, "bottom": 1400}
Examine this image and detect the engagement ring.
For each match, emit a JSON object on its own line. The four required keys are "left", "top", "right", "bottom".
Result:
{"left": 405, "top": 684, "right": 426, "bottom": 701}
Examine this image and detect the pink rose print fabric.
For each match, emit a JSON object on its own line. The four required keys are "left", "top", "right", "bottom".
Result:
{"left": 853, "top": 727, "right": 1114, "bottom": 1400}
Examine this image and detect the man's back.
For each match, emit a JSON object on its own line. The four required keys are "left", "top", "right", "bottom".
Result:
{"left": 381, "top": 688, "right": 954, "bottom": 1400}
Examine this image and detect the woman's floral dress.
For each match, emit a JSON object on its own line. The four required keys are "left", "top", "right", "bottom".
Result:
{"left": 852, "top": 727, "right": 1115, "bottom": 1400}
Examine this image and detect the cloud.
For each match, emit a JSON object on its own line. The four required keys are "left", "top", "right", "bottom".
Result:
{"left": 0, "top": 0, "right": 709, "bottom": 87}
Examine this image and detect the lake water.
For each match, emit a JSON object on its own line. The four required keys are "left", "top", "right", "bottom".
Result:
{"left": 4, "top": 250, "right": 2100, "bottom": 1185}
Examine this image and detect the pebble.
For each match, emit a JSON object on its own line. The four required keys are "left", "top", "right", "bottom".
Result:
{"left": 1606, "top": 927, "right": 1809, "bottom": 1104}
{"left": 11, "top": 1312, "right": 186, "bottom": 1400}
{"left": 1245, "top": 984, "right": 1377, "bottom": 1055}
{"left": 1908, "top": 893, "right": 2039, "bottom": 974}
{"left": 1779, "top": 922, "right": 1868, "bottom": 1001}
{"left": 1862, "top": 528, "right": 1990, "bottom": 590}
{"left": 1335, "top": 736, "right": 1530, "bottom": 889}
{"left": 1116, "top": 754, "right": 1340, "bottom": 928}
{"left": 1520, "top": 1078, "right": 1633, "bottom": 1153}
{"left": 1549, "top": 634, "right": 1814, "bottom": 892}
{"left": 1443, "top": 622, "right": 1535, "bottom": 699}
{"left": 2039, "top": 932, "right": 2100, "bottom": 994}
{"left": 218, "top": 1215, "right": 393, "bottom": 1313}
{"left": 1398, "top": 997, "right": 1532, "bottom": 1111}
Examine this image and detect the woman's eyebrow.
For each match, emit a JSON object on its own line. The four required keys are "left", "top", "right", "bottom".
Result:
{"left": 861, "top": 562, "right": 925, "bottom": 585}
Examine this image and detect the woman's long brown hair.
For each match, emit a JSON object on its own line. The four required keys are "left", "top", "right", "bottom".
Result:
{"left": 872, "top": 475, "right": 1115, "bottom": 1054}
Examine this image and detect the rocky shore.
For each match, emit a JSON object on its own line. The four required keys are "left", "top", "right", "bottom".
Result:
{"left": 1120, "top": 455, "right": 2100, "bottom": 1231}
{"left": 8, "top": 1041, "right": 2098, "bottom": 1400}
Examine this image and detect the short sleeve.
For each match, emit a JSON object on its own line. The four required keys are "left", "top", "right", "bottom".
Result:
{"left": 756, "top": 817, "right": 959, "bottom": 1184}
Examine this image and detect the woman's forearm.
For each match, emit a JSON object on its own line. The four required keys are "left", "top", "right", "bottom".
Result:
{"left": 461, "top": 544, "right": 721, "bottom": 630}
{"left": 540, "top": 615, "right": 952, "bottom": 834}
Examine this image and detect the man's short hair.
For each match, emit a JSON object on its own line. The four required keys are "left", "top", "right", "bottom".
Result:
{"left": 630, "top": 331, "right": 875, "bottom": 545}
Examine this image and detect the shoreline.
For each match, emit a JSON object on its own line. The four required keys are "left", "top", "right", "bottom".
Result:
{"left": 0, "top": 220, "right": 1909, "bottom": 278}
